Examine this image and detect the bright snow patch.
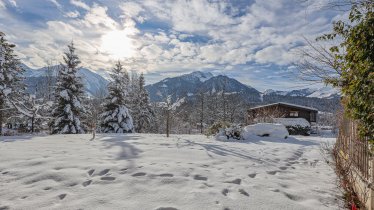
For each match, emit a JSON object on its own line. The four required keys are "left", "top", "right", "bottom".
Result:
{"left": 242, "top": 123, "right": 289, "bottom": 139}
{"left": 0, "top": 134, "right": 339, "bottom": 209}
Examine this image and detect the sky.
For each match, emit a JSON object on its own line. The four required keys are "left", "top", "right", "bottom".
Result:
{"left": 0, "top": 0, "right": 349, "bottom": 90}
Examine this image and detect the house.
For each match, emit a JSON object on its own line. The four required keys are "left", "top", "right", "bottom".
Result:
{"left": 247, "top": 102, "right": 318, "bottom": 124}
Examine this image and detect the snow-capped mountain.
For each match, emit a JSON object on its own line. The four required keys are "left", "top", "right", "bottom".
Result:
{"left": 263, "top": 87, "right": 340, "bottom": 99}
{"left": 307, "top": 86, "right": 340, "bottom": 99}
{"left": 145, "top": 71, "right": 261, "bottom": 102}
{"left": 23, "top": 64, "right": 109, "bottom": 96}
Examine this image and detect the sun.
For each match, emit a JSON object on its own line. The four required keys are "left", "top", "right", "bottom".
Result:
{"left": 101, "top": 29, "right": 135, "bottom": 59}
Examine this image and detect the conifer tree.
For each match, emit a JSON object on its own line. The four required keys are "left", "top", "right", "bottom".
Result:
{"left": 51, "top": 42, "right": 86, "bottom": 134}
{"left": 0, "top": 32, "right": 28, "bottom": 135}
{"left": 100, "top": 61, "right": 134, "bottom": 133}
{"left": 132, "top": 73, "right": 154, "bottom": 132}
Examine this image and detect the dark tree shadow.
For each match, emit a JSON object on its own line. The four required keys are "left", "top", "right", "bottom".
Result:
{"left": 99, "top": 134, "right": 142, "bottom": 160}
{"left": 216, "top": 136, "right": 319, "bottom": 146}
{"left": 0, "top": 135, "right": 35, "bottom": 142}
{"left": 178, "top": 139, "right": 266, "bottom": 164}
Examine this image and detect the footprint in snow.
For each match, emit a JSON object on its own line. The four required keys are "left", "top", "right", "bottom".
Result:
{"left": 194, "top": 175, "right": 208, "bottom": 181}
{"left": 87, "top": 169, "right": 95, "bottom": 176}
{"left": 239, "top": 189, "right": 249, "bottom": 197}
{"left": 98, "top": 169, "right": 110, "bottom": 176}
{"left": 159, "top": 173, "right": 174, "bottom": 177}
{"left": 222, "top": 188, "right": 229, "bottom": 196}
{"left": 266, "top": 171, "right": 278, "bottom": 175}
{"left": 248, "top": 173, "right": 257, "bottom": 178}
{"left": 155, "top": 207, "right": 179, "bottom": 210}
{"left": 279, "top": 166, "right": 288, "bottom": 170}
{"left": 58, "top": 193, "right": 67, "bottom": 200}
{"left": 224, "top": 178, "right": 241, "bottom": 185}
{"left": 119, "top": 168, "right": 128, "bottom": 174}
{"left": 132, "top": 172, "right": 147, "bottom": 177}
{"left": 100, "top": 176, "right": 116, "bottom": 181}
{"left": 82, "top": 180, "right": 92, "bottom": 187}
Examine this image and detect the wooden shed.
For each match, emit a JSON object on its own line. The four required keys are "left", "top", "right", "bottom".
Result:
{"left": 247, "top": 102, "right": 318, "bottom": 123}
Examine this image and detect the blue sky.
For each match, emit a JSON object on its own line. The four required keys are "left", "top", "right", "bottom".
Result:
{"left": 0, "top": 0, "right": 348, "bottom": 90}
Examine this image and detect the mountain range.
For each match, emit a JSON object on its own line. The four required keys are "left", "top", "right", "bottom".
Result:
{"left": 22, "top": 64, "right": 109, "bottom": 96}
{"left": 144, "top": 71, "right": 340, "bottom": 102}
{"left": 23, "top": 65, "right": 340, "bottom": 103}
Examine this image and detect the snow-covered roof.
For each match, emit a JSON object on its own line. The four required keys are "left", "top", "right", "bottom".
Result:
{"left": 273, "top": 118, "right": 311, "bottom": 127}
{"left": 249, "top": 102, "right": 318, "bottom": 112}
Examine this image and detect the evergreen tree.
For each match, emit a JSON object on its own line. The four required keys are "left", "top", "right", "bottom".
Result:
{"left": 319, "top": 2, "right": 373, "bottom": 137}
{"left": 0, "top": 32, "right": 29, "bottom": 135}
{"left": 51, "top": 42, "right": 86, "bottom": 134}
{"left": 100, "top": 61, "right": 134, "bottom": 133}
{"left": 132, "top": 73, "right": 154, "bottom": 132}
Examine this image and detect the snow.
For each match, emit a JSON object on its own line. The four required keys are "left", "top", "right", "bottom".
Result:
{"left": 307, "top": 86, "right": 340, "bottom": 99}
{"left": 0, "top": 134, "right": 339, "bottom": 210}
{"left": 242, "top": 123, "right": 289, "bottom": 140}
{"left": 273, "top": 118, "right": 311, "bottom": 127}
{"left": 59, "top": 90, "right": 69, "bottom": 100}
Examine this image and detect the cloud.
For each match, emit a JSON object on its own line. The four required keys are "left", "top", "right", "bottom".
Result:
{"left": 50, "top": 0, "right": 62, "bottom": 10}
{"left": 0, "top": 0, "right": 5, "bottom": 9}
{"left": 70, "top": 0, "right": 89, "bottom": 11}
{"left": 0, "top": 0, "right": 347, "bottom": 89}
{"left": 65, "top": 10, "right": 80, "bottom": 18}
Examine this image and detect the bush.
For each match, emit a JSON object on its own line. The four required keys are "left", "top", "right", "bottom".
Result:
{"left": 286, "top": 125, "right": 311, "bottom": 136}
{"left": 224, "top": 124, "right": 242, "bottom": 140}
{"left": 206, "top": 121, "right": 230, "bottom": 136}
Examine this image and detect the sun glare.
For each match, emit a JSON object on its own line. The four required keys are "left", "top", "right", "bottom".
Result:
{"left": 101, "top": 30, "right": 135, "bottom": 59}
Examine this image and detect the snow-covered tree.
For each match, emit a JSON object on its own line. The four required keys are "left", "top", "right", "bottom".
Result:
{"left": 131, "top": 73, "right": 154, "bottom": 133}
{"left": 0, "top": 32, "right": 29, "bottom": 135}
{"left": 100, "top": 61, "right": 134, "bottom": 133}
{"left": 51, "top": 42, "right": 86, "bottom": 134}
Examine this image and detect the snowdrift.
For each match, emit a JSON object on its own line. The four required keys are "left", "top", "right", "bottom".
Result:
{"left": 242, "top": 123, "right": 289, "bottom": 139}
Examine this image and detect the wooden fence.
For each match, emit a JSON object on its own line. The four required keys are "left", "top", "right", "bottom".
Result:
{"left": 336, "top": 116, "right": 371, "bottom": 181}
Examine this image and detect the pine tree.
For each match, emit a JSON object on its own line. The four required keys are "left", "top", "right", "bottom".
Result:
{"left": 132, "top": 73, "right": 154, "bottom": 132}
{"left": 100, "top": 61, "right": 134, "bottom": 133}
{"left": 0, "top": 32, "right": 29, "bottom": 135}
{"left": 51, "top": 42, "right": 86, "bottom": 134}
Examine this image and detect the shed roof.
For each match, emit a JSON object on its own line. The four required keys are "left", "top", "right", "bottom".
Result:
{"left": 249, "top": 102, "right": 318, "bottom": 112}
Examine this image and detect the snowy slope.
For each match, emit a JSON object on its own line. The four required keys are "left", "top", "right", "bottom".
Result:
{"left": 307, "top": 86, "right": 340, "bottom": 99}
{"left": 0, "top": 134, "right": 339, "bottom": 210}
{"left": 263, "top": 87, "right": 340, "bottom": 99}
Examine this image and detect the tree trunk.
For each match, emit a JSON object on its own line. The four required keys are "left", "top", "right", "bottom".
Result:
{"left": 200, "top": 94, "right": 204, "bottom": 134}
{"left": 0, "top": 98, "right": 3, "bottom": 136}
{"left": 166, "top": 109, "right": 170, "bottom": 137}
{"left": 31, "top": 116, "right": 34, "bottom": 133}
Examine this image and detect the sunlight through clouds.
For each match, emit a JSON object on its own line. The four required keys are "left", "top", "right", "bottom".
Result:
{"left": 101, "top": 29, "right": 136, "bottom": 59}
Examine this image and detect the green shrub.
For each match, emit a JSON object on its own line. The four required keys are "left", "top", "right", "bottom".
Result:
{"left": 286, "top": 125, "right": 311, "bottom": 136}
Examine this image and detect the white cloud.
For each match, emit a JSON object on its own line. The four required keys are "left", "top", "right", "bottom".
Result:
{"left": 70, "top": 0, "right": 89, "bottom": 11}
{"left": 0, "top": 0, "right": 347, "bottom": 88}
{"left": 65, "top": 10, "right": 80, "bottom": 18}
{"left": 50, "top": 0, "right": 62, "bottom": 9}
{"left": 0, "top": 0, "right": 5, "bottom": 9}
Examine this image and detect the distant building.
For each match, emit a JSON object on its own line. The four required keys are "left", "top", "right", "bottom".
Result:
{"left": 247, "top": 102, "right": 318, "bottom": 124}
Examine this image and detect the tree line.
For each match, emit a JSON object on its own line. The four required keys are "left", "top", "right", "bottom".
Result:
{"left": 0, "top": 32, "right": 154, "bottom": 136}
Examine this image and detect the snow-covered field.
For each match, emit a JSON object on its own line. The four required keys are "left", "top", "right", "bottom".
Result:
{"left": 0, "top": 134, "right": 339, "bottom": 210}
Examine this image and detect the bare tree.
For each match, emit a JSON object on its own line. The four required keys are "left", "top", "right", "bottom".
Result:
{"left": 248, "top": 107, "right": 287, "bottom": 124}
{"left": 87, "top": 89, "right": 107, "bottom": 139}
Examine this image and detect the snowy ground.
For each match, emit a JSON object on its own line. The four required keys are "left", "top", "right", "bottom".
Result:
{"left": 0, "top": 134, "right": 339, "bottom": 210}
